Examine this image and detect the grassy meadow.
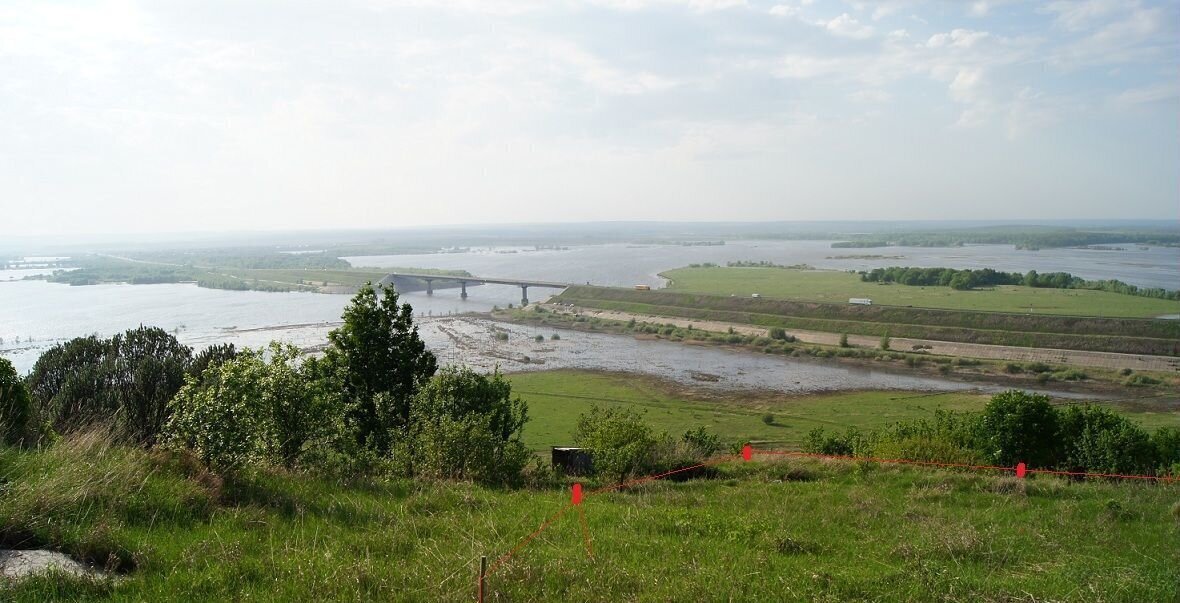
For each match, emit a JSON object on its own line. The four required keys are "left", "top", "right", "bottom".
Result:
{"left": 509, "top": 370, "right": 1180, "bottom": 451}
{"left": 4, "top": 371, "right": 1180, "bottom": 601}
{"left": 663, "top": 266, "right": 1180, "bottom": 318}
{"left": 2, "top": 431, "right": 1178, "bottom": 602}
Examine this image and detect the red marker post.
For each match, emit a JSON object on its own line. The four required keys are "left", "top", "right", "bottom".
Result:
{"left": 571, "top": 482, "right": 583, "bottom": 505}
{"left": 1016, "top": 462, "right": 1027, "bottom": 479}
{"left": 742, "top": 443, "right": 752, "bottom": 462}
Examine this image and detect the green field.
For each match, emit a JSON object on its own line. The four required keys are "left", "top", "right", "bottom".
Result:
{"left": 3, "top": 432, "right": 1178, "bottom": 602}
{"left": 663, "top": 267, "right": 1180, "bottom": 318}
{"left": 555, "top": 286, "right": 1180, "bottom": 357}
{"left": 507, "top": 370, "right": 1180, "bottom": 451}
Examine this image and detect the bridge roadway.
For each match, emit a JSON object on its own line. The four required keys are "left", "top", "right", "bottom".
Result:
{"left": 382, "top": 271, "right": 573, "bottom": 306}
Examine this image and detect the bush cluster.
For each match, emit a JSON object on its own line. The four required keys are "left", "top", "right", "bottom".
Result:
{"left": 804, "top": 390, "right": 1180, "bottom": 478}
{"left": 8, "top": 283, "right": 530, "bottom": 485}
{"left": 572, "top": 406, "right": 721, "bottom": 485}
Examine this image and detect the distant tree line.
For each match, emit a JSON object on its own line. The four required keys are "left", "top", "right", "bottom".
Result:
{"left": 832, "top": 227, "right": 1180, "bottom": 250}
{"left": 860, "top": 266, "right": 1179, "bottom": 299}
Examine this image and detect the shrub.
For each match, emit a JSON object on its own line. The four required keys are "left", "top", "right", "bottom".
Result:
{"left": 0, "top": 357, "right": 35, "bottom": 447}
{"left": 768, "top": 328, "right": 787, "bottom": 340}
{"left": 839, "top": 333, "right": 849, "bottom": 348}
{"left": 1053, "top": 369, "right": 1087, "bottom": 381}
{"left": 574, "top": 406, "right": 659, "bottom": 485}
{"left": 534, "top": 335, "right": 544, "bottom": 342}
{"left": 164, "top": 344, "right": 328, "bottom": 471}
{"left": 1124, "top": 374, "right": 1161, "bottom": 387}
{"left": 974, "top": 391, "right": 1060, "bottom": 467}
{"left": 1024, "top": 362, "right": 1051, "bottom": 373}
{"left": 762, "top": 413, "right": 775, "bottom": 426}
{"left": 879, "top": 333, "right": 891, "bottom": 351}
{"left": 494, "top": 332, "right": 509, "bottom": 341}
{"left": 1003, "top": 363, "right": 1023, "bottom": 374}
{"left": 26, "top": 327, "right": 192, "bottom": 446}
{"left": 804, "top": 427, "right": 870, "bottom": 457}
{"left": 1119, "top": 368, "right": 1133, "bottom": 376}
{"left": 405, "top": 368, "right": 530, "bottom": 484}
{"left": 1152, "top": 427, "right": 1180, "bottom": 474}
{"left": 550, "top": 333, "right": 561, "bottom": 340}
{"left": 680, "top": 426, "right": 721, "bottom": 457}
{"left": 1057, "top": 405, "right": 1156, "bottom": 475}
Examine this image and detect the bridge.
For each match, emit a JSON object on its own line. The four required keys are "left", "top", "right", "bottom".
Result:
{"left": 381, "top": 272, "right": 572, "bottom": 306}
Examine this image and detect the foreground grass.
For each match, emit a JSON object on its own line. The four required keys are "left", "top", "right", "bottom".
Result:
{"left": 2, "top": 435, "right": 1178, "bottom": 602}
{"left": 663, "top": 266, "right": 1180, "bottom": 318}
{"left": 508, "top": 370, "right": 1180, "bottom": 451}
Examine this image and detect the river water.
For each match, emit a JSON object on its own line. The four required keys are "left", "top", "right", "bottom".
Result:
{"left": 346, "top": 240, "right": 1180, "bottom": 290}
{"left": 2, "top": 240, "right": 1176, "bottom": 391}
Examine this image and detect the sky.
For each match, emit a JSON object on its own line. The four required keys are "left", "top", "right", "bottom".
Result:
{"left": 1, "top": 0, "right": 1177, "bottom": 235}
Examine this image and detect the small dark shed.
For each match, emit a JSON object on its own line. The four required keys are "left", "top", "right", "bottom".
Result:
{"left": 551, "top": 447, "right": 593, "bottom": 476}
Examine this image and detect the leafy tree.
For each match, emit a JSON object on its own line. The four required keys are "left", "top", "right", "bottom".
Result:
{"left": 0, "top": 358, "right": 34, "bottom": 447}
{"left": 324, "top": 283, "right": 437, "bottom": 454}
{"left": 405, "top": 367, "right": 529, "bottom": 484}
{"left": 974, "top": 390, "right": 1060, "bottom": 467}
{"left": 879, "top": 333, "right": 891, "bottom": 351}
{"left": 574, "top": 405, "right": 658, "bottom": 485}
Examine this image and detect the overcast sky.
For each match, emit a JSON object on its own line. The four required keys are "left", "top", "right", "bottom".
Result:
{"left": 1, "top": 0, "right": 1177, "bottom": 235}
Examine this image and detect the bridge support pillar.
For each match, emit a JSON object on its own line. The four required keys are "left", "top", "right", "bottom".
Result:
{"left": 425, "top": 279, "right": 433, "bottom": 296}
{"left": 520, "top": 285, "right": 529, "bottom": 307}
{"left": 460, "top": 281, "right": 468, "bottom": 300}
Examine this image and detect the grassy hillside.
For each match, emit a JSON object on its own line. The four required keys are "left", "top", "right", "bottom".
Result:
{"left": 508, "top": 371, "right": 1180, "bottom": 451}
{"left": 663, "top": 266, "right": 1180, "bottom": 318}
{"left": 2, "top": 434, "right": 1178, "bottom": 602}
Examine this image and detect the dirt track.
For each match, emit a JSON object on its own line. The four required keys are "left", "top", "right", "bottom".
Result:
{"left": 546, "top": 304, "right": 1180, "bottom": 374}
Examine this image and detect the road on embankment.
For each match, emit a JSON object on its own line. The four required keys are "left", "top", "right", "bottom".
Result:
{"left": 544, "top": 303, "right": 1180, "bottom": 373}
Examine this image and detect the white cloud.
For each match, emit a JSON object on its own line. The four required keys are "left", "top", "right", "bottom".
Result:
{"left": 768, "top": 4, "right": 798, "bottom": 17}
{"left": 849, "top": 89, "right": 892, "bottom": 103}
{"left": 1110, "top": 81, "right": 1180, "bottom": 106}
{"left": 1043, "top": 0, "right": 1137, "bottom": 31}
{"left": 822, "top": 13, "right": 874, "bottom": 39}
{"left": 927, "top": 29, "right": 990, "bottom": 49}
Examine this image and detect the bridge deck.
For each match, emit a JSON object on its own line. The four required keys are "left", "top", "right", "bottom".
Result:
{"left": 384, "top": 272, "right": 571, "bottom": 289}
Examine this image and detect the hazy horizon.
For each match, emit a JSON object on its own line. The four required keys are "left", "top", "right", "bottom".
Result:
{"left": 2, "top": 0, "right": 1178, "bottom": 236}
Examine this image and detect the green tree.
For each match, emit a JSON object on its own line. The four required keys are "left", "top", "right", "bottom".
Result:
{"left": 0, "top": 358, "right": 34, "bottom": 447}
{"left": 974, "top": 390, "right": 1060, "bottom": 467}
{"left": 574, "top": 405, "right": 658, "bottom": 485}
{"left": 405, "top": 367, "right": 529, "bottom": 484}
{"left": 839, "top": 333, "right": 849, "bottom": 348}
{"left": 879, "top": 333, "right": 891, "bottom": 351}
{"left": 324, "top": 283, "right": 437, "bottom": 454}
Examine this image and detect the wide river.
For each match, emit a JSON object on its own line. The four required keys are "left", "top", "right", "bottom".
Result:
{"left": 2, "top": 240, "right": 1176, "bottom": 393}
